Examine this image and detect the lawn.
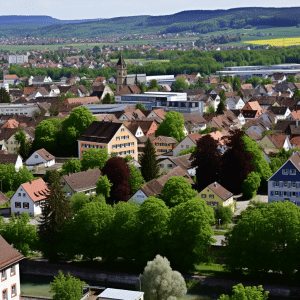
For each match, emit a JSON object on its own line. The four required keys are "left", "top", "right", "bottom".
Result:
{"left": 244, "top": 37, "right": 300, "bottom": 46}
{"left": 194, "top": 263, "right": 228, "bottom": 277}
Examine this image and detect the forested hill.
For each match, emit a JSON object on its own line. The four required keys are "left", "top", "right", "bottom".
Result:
{"left": 0, "top": 16, "right": 103, "bottom": 26}
{"left": 2, "top": 7, "right": 300, "bottom": 38}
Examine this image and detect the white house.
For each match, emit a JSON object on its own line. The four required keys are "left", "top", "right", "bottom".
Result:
{"left": 0, "top": 153, "right": 23, "bottom": 171}
{"left": 172, "top": 132, "right": 201, "bottom": 157}
{"left": 25, "top": 148, "right": 55, "bottom": 170}
{"left": 0, "top": 235, "right": 24, "bottom": 300}
{"left": 10, "top": 178, "right": 50, "bottom": 216}
{"left": 226, "top": 96, "right": 245, "bottom": 110}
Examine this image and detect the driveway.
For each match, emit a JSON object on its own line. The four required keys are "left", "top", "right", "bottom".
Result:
{"left": 234, "top": 194, "right": 268, "bottom": 216}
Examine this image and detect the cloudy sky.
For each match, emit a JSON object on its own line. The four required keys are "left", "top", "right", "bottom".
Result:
{"left": 2, "top": 0, "right": 299, "bottom": 20}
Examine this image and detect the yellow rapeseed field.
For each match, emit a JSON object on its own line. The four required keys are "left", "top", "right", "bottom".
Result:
{"left": 244, "top": 37, "right": 300, "bottom": 46}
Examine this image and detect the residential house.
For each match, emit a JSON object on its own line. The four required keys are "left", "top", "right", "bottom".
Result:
{"left": 117, "top": 109, "right": 146, "bottom": 121}
{"left": 198, "top": 182, "right": 234, "bottom": 211}
{"left": 3, "top": 74, "right": 19, "bottom": 85}
{"left": 29, "top": 76, "right": 52, "bottom": 86}
{"left": 183, "top": 114, "right": 207, "bottom": 134}
{"left": 241, "top": 101, "right": 264, "bottom": 120}
{"left": 244, "top": 119, "right": 271, "bottom": 138}
{"left": 255, "top": 84, "right": 274, "bottom": 96}
{"left": 267, "top": 151, "right": 300, "bottom": 205}
{"left": 226, "top": 96, "right": 245, "bottom": 110}
{"left": 172, "top": 132, "right": 201, "bottom": 157}
{"left": 248, "top": 96, "right": 278, "bottom": 110}
{"left": 115, "top": 85, "right": 142, "bottom": 102}
{"left": 258, "top": 134, "right": 291, "bottom": 151}
{"left": 270, "top": 73, "right": 286, "bottom": 83}
{"left": 231, "top": 110, "right": 246, "bottom": 125}
{"left": 129, "top": 166, "right": 193, "bottom": 205}
{"left": 10, "top": 178, "right": 50, "bottom": 216}
{"left": 78, "top": 121, "right": 138, "bottom": 160}
{"left": 25, "top": 148, "right": 55, "bottom": 170}
{"left": 123, "top": 120, "right": 159, "bottom": 137}
{"left": 90, "top": 85, "right": 113, "bottom": 101}
{"left": 0, "top": 235, "right": 24, "bottom": 300}
{"left": 61, "top": 168, "right": 101, "bottom": 196}
{"left": 66, "top": 85, "right": 88, "bottom": 97}
{"left": 138, "top": 136, "right": 178, "bottom": 155}
{"left": 65, "top": 96, "right": 100, "bottom": 105}
{"left": 286, "top": 110, "right": 300, "bottom": 121}
{"left": 143, "top": 109, "right": 166, "bottom": 123}
{"left": 245, "top": 131, "right": 262, "bottom": 143}
{"left": 259, "top": 110, "right": 277, "bottom": 125}
{"left": 0, "top": 152, "right": 23, "bottom": 171}
{"left": 268, "top": 106, "right": 291, "bottom": 120}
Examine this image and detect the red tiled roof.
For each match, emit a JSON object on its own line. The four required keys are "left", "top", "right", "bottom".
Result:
{"left": 66, "top": 96, "right": 99, "bottom": 105}
{"left": 21, "top": 178, "right": 50, "bottom": 203}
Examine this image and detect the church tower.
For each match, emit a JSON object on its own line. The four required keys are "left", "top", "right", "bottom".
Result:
{"left": 116, "top": 56, "right": 127, "bottom": 92}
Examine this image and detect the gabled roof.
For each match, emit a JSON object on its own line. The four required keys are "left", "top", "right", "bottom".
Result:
{"left": 266, "top": 134, "right": 287, "bottom": 148}
{"left": 0, "top": 153, "right": 20, "bottom": 166}
{"left": 154, "top": 136, "right": 178, "bottom": 144}
{"left": 269, "top": 106, "right": 289, "bottom": 115}
{"left": 168, "top": 154, "right": 193, "bottom": 171}
{"left": 117, "top": 56, "right": 126, "bottom": 66}
{"left": 62, "top": 168, "right": 101, "bottom": 192}
{"left": 66, "top": 96, "right": 99, "bottom": 105}
{"left": 187, "top": 132, "right": 202, "bottom": 144}
{"left": 0, "top": 235, "right": 24, "bottom": 271}
{"left": 78, "top": 121, "right": 123, "bottom": 144}
{"left": 206, "top": 182, "right": 233, "bottom": 201}
{"left": 0, "top": 192, "right": 9, "bottom": 206}
{"left": 242, "top": 101, "right": 263, "bottom": 112}
{"left": 0, "top": 128, "right": 19, "bottom": 141}
{"left": 21, "top": 178, "right": 50, "bottom": 203}
{"left": 36, "top": 148, "right": 55, "bottom": 161}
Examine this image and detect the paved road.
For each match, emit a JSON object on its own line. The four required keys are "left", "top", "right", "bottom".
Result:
{"left": 234, "top": 194, "right": 268, "bottom": 216}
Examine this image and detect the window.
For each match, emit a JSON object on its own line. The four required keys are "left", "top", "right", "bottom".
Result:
{"left": 292, "top": 182, "right": 296, "bottom": 188}
{"left": 275, "top": 191, "right": 279, "bottom": 196}
{"left": 23, "top": 202, "right": 29, "bottom": 209}
{"left": 116, "top": 137, "right": 120, "bottom": 141}
{"left": 283, "top": 182, "right": 288, "bottom": 187}
{"left": 2, "top": 290, "right": 7, "bottom": 300}
{"left": 181, "top": 145, "right": 184, "bottom": 148}
{"left": 282, "top": 169, "right": 288, "bottom": 175}
{"left": 10, "top": 266, "right": 16, "bottom": 276}
{"left": 209, "top": 195, "right": 214, "bottom": 199}
{"left": 201, "top": 194, "right": 206, "bottom": 198}
{"left": 292, "top": 192, "right": 296, "bottom": 197}
{"left": 159, "top": 164, "right": 163, "bottom": 168}
{"left": 11, "top": 285, "right": 16, "bottom": 297}
{"left": 15, "top": 202, "right": 21, "bottom": 208}
{"left": 275, "top": 181, "right": 279, "bottom": 187}
{"left": 23, "top": 193, "right": 26, "bottom": 197}
{"left": 283, "top": 191, "right": 287, "bottom": 196}
{"left": 167, "top": 164, "right": 173, "bottom": 168}
{"left": 290, "top": 169, "right": 296, "bottom": 175}
{"left": 130, "top": 142, "right": 134, "bottom": 146}
{"left": 18, "top": 193, "right": 21, "bottom": 196}
{"left": 1, "top": 270, "right": 7, "bottom": 281}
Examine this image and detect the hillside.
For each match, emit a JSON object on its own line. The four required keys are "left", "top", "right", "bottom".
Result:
{"left": 1, "top": 7, "right": 300, "bottom": 38}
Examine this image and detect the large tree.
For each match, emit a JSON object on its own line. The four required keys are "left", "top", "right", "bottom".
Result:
{"left": 140, "top": 138, "right": 160, "bottom": 182}
{"left": 220, "top": 130, "right": 255, "bottom": 194}
{"left": 191, "top": 134, "right": 222, "bottom": 191}
{"left": 127, "top": 164, "right": 145, "bottom": 195}
{"left": 169, "top": 198, "right": 215, "bottom": 271}
{"left": 101, "top": 157, "right": 131, "bottom": 203}
{"left": 61, "top": 158, "right": 82, "bottom": 175}
{"left": 81, "top": 148, "right": 109, "bottom": 171}
{"left": 141, "top": 255, "right": 187, "bottom": 300}
{"left": 218, "top": 284, "right": 269, "bottom": 300}
{"left": 155, "top": 111, "right": 185, "bottom": 142}
{"left": 216, "top": 99, "right": 226, "bottom": 114}
{"left": 138, "top": 197, "right": 170, "bottom": 264}
{"left": 38, "top": 170, "right": 72, "bottom": 261}
{"left": 0, "top": 88, "right": 11, "bottom": 103}
{"left": 161, "top": 176, "right": 197, "bottom": 207}
{"left": 15, "top": 128, "right": 31, "bottom": 160}
{"left": 172, "top": 78, "right": 189, "bottom": 91}
{"left": 50, "top": 270, "right": 87, "bottom": 300}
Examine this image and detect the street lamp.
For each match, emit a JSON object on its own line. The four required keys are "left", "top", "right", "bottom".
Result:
{"left": 218, "top": 218, "right": 221, "bottom": 229}
{"left": 139, "top": 274, "right": 142, "bottom": 291}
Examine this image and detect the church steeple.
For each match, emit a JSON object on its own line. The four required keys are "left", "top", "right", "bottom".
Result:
{"left": 116, "top": 54, "right": 127, "bottom": 92}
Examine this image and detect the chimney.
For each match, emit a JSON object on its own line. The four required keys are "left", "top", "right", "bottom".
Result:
{"left": 214, "top": 182, "right": 217, "bottom": 187}
{"left": 297, "top": 119, "right": 299, "bottom": 128}
{"left": 29, "top": 180, "right": 32, "bottom": 184}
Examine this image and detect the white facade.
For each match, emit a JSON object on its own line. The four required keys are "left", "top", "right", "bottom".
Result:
{"left": 226, "top": 97, "right": 245, "bottom": 110}
{"left": 246, "top": 125, "right": 266, "bottom": 138}
{"left": 0, "top": 83, "right": 9, "bottom": 93}
{"left": 172, "top": 136, "right": 196, "bottom": 157}
{"left": 0, "top": 103, "right": 40, "bottom": 117}
{"left": 275, "top": 108, "right": 291, "bottom": 120}
{"left": 134, "top": 126, "right": 144, "bottom": 138}
{"left": 10, "top": 186, "right": 43, "bottom": 216}
{"left": 26, "top": 151, "right": 55, "bottom": 168}
{"left": 0, "top": 263, "right": 21, "bottom": 300}
{"left": 14, "top": 155, "right": 23, "bottom": 171}
{"left": 8, "top": 54, "right": 28, "bottom": 65}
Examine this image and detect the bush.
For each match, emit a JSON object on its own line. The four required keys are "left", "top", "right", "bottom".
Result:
{"left": 215, "top": 205, "right": 233, "bottom": 227}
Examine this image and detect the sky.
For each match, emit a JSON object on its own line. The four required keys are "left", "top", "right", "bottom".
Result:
{"left": 2, "top": 0, "right": 300, "bottom": 20}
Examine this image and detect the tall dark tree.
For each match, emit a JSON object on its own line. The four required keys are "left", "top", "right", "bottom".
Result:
{"left": 219, "top": 89, "right": 226, "bottom": 102}
{"left": 220, "top": 130, "right": 255, "bottom": 194}
{"left": 38, "top": 170, "right": 72, "bottom": 261}
{"left": 140, "top": 138, "right": 160, "bottom": 182}
{"left": 15, "top": 128, "right": 32, "bottom": 160}
{"left": 101, "top": 157, "right": 131, "bottom": 203}
{"left": 216, "top": 100, "right": 226, "bottom": 114}
{"left": 0, "top": 88, "right": 11, "bottom": 103}
{"left": 192, "top": 134, "right": 221, "bottom": 191}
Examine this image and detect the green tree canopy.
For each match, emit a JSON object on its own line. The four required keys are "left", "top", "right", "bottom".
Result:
{"left": 15, "top": 128, "right": 31, "bottom": 160}
{"left": 61, "top": 158, "right": 82, "bottom": 175}
{"left": 96, "top": 175, "right": 112, "bottom": 199}
{"left": 161, "top": 176, "right": 197, "bottom": 207}
{"left": 127, "top": 164, "right": 145, "bottom": 195}
{"left": 216, "top": 100, "right": 226, "bottom": 114}
{"left": 81, "top": 148, "right": 109, "bottom": 171}
{"left": 135, "top": 103, "right": 146, "bottom": 111}
{"left": 50, "top": 270, "right": 87, "bottom": 300}
{"left": 0, "top": 88, "right": 12, "bottom": 103}
{"left": 155, "top": 111, "right": 185, "bottom": 142}
{"left": 214, "top": 205, "right": 233, "bottom": 227}
{"left": 218, "top": 284, "right": 269, "bottom": 300}
{"left": 241, "top": 171, "right": 261, "bottom": 200}
{"left": 172, "top": 78, "right": 189, "bottom": 91}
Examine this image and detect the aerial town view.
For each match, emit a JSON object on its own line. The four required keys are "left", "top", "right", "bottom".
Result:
{"left": 2, "top": 1, "right": 300, "bottom": 300}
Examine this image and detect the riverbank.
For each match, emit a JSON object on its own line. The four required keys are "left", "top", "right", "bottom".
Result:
{"left": 20, "top": 258, "right": 300, "bottom": 298}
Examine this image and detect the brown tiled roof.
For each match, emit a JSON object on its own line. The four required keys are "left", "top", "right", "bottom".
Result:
{"left": 5, "top": 74, "right": 19, "bottom": 80}
{"left": 289, "top": 136, "right": 300, "bottom": 148}
{"left": 274, "top": 120, "right": 295, "bottom": 134}
{"left": 116, "top": 85, "right": 142, "bottom": 96}
{"left": 0, "top": 235, "right": 24, "bottom": 271}
{"left": 242, "top": 101, "right": 263, "bottom": 112}
{"left": 151, "top": 109, "right": 166, "bottom": 120}
{"left": 0, "top": 153, "right": 20, "bottom": 165}
{"left": 94, "top": 114, "right": 121, "bottom": 123}
{"left": 184, "top": 114, "right": 207, "bottom": 127}
{"left": 154, "top": 136, "right": 178, "bottom": 144}
{"left": 267, "top": 134, "right": 287, "bottom": 148}
{"left": 245, "top": 131, "right": 261, "bottom": 142}
{"left": 66, "top": 96, "right": 99, "bottom": 105}
{"left": 0, "top": 128, "right": 18, "bottom": 141}
{"left": 269, "top": 106, "right": 289, "bottom": 116}
{"left": 36, "top": 148, "right": 55, "bottom": 161}
{"left": 168, "top": 154, "right": 193, "bottom": 171}
{"left": 23, "top": 87, "right": 37, "bottom": 95}
{"left": 207, "top": 182, "right": 233, "bottom": 200}
{"left": 21, "top": 178, "right": 50, "bottom": 203}
{"left": 62, "top": 168, "right": 101, "bottom": 192}
{"left": 78, "top": 121, "right": 122, "bottom": 144}
{"left": 225, "top": 92, "right": 238, "bottom": 98}
{"left": 124, "top": 120, "right": 158, "bottom": 135}
{"left": 289, "top": 151, "right": 300, "bottom": 170}
{"left": 290, "top": 110, "right": 300, "bottom": 120}
{"left": 241, "top": 84, "right": 253, "bottom": 90}
{"left": 187, "top": 132, "right": 202, "bottom": 144}
{"left": 0, "top": 191, "right": 9, "bottom": 206}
